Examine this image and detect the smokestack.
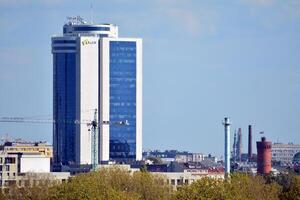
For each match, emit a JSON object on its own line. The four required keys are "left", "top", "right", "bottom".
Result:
{"left": 237, "top": 128, "right": 242, "bottom": 161}
{"left": 248, "top": 125, "right": 252, "bottom": 162}
{"left": 233, "top": 130, "right": 237, "bottom": 162}
{"left": 223, "top": 117, "right": 231, "bottom": 178}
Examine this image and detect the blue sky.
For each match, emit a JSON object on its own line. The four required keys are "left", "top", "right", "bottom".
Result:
{"left": 0, "top": 0, "right": 299, "bottom": 156}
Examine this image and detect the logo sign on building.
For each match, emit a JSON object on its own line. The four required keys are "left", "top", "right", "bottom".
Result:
{"left": 82, "top": 39, "right": 97, "bottom": 46}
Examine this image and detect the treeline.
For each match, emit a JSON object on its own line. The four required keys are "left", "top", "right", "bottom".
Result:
{"left": 0, "top": 168, "right": 299, "bottom": 200}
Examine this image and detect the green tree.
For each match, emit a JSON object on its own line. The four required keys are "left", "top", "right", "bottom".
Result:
{"left": 281, "top": 176, "right": 300, "bottom": 200}
{"left": 1, "top": 167, "right": 172, "bottom": 200}
{"left": 173, "top": 173, "right": 281, "bottom": 200}
{"left": 132, "top": 171, "right": 173, "bottom": 200}
{"left": 225, "top": 173, "right": 280, "bottom": 200}
{"left": 173, "top": 177, "right": 226, "bottom": 200}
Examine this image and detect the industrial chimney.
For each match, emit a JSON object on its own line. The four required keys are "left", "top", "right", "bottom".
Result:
{"left": 248, "top": 125, "right": 252, "bottom": 162}
{"left": 223, "top": 117, "right": 231, "bottom": 178}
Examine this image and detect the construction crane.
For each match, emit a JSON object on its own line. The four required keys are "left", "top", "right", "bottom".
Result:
{"left": 0, "top": 110, "right": 129, "bottom": 170}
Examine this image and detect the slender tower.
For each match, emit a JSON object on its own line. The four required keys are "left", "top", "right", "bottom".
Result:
{"left": 248, "top": 125, "right": 252, "bottom": 162}
{"left": 256, "top": 137, "right": 272, "bottom": 174}
{"left": 223, "top": 117, "right": 231, "bottom": 177}
{"left": 233, "top": 130, "right": 237, "bottom": 162}
{"left": 237, "top": 128, "right": 242, "bottom": 161}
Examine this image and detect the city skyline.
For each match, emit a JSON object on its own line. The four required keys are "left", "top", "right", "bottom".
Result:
{"left": 0, "top": 0, "right": 299, "bottom": 156}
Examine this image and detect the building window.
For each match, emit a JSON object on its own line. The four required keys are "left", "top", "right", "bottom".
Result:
{"left": 109, "top": 41, "right": 137, "bottom": 160}
{"left": 177, "top": 179, "right": 182, "bottom": 186}
{"left": 5, "top": 180, "right": 16, "bottom": 186}
{"left": 171, "top": 179, "right": 175, "bottom": 185}
{"left": 5, "top": 165, "right": 9, "bottom": 171}
{"left": 5, "top": 157, "right": 16, "bottom": 164}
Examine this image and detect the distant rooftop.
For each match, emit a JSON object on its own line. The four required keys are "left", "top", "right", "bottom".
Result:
{"left": 58, "top": 16, "right": 118, "bottom": 38}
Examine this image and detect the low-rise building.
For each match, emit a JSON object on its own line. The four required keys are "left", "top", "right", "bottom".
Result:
{"left": 272, "top": 143, "right": 300, "bottom": 163}
{"left": 143, "top": 150, "right": 205, "bottom": 163}
{"left": 0, "top": 153, "right": 18, "bottom": 187}
{"left": 0, "top": 141, "right": 52, "bottom": 158}
{"left": 94, "top": 163, "right": 224, "bottom": 188}
{"left": 152, "top": 169, "right": 224, "bottom": 188}
{"left": 20, "top": 154, "right": 50, "bottom": 173}
{"left": 0, "top": 151, "right": 69, "bottom": 188}
{"left": 175, "top": 153, "right": 204, "bottom": 163}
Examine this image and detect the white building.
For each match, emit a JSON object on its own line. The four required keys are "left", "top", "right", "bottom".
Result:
{"left": 0, "top": 152, "right": 69, "bottom": 187}
{"left": 52, "top": 16, "right": 142, "bottom": 167}
{"left": 272, "top": 143, "right": 300, "bottom": 163}
{"left": 20, "top": 154, "right": 50, "bottom": 173}
{"left": 152, "top": 169, "right": 224, "bottom": 188}
{"left": 175, "top": 153, "right": 204, "bottom": 163}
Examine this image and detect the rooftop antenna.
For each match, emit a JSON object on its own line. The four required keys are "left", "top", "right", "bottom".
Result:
{"left": 90, "top": 1, "right": 94, "bottom": 24}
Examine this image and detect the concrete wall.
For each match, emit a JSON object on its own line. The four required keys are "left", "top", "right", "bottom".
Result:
{"left": 20, "top": 155, "right": 50, "bottom": 173}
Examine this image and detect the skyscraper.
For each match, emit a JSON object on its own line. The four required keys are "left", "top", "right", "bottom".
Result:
{"left": 52, "top": 17, "right": 142, "bottom": 167}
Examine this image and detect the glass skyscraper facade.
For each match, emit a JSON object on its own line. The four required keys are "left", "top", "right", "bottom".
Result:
{"left": 52, "top": 17, "right": 142, "bottom": 167}
{"left": 53, "top": 52, "right": 77, "bottom": 165}
{"left": 109, "top": 41, "right": 137, "bottom": 160}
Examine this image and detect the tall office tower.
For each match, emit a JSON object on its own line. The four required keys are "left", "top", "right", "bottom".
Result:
{"left": 52, "top": 17, "right": 142, "bottom": 167}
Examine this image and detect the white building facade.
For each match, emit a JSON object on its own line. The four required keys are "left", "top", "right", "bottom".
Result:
{"left": 52, "top": 17, "right": 142, "bottom": 167}
{"left": 272, "top": 143, "right": 300, "bottom": 163}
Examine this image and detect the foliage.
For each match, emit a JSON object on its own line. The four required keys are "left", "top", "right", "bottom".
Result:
{"left": 2, "top": 167, "right": 173, "bottom": 200}
{"left": 2, "top": 168, "right": 300, "bottom": 200}
{"left": 4, "top": 174, "right": 57, "bottom": 200}
{"left": 224, "top": 173, "right": 281, "bottom": 200}
{"left": 173, "top": 173, "right": 281, "bottom": 200}
{"left": 174, "top": 177, "right": 226, "bottom": 200}
{"left": 280, "top": 176, "right": 300, "bottom": 200}
{"left": 264, "top": 170, "right": 296, "bottom": 192}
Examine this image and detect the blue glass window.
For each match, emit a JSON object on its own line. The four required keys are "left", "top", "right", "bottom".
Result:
{"left": 98, "top": 34, "right": 109, "bottom": 38}
{"left": 73, "top": 26, "right": 110, "bottom": 31}
{"left": 109, "top": 41, "right": 137, "bottom": 161}
{"left": 53, "top": 46, "right": 76, "bottom": 51}
{"left": 53, "top": 40, "right": 76, "bottom": 44}
{"left": 53, "top": 53, "right": 76, "bottom": 165}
